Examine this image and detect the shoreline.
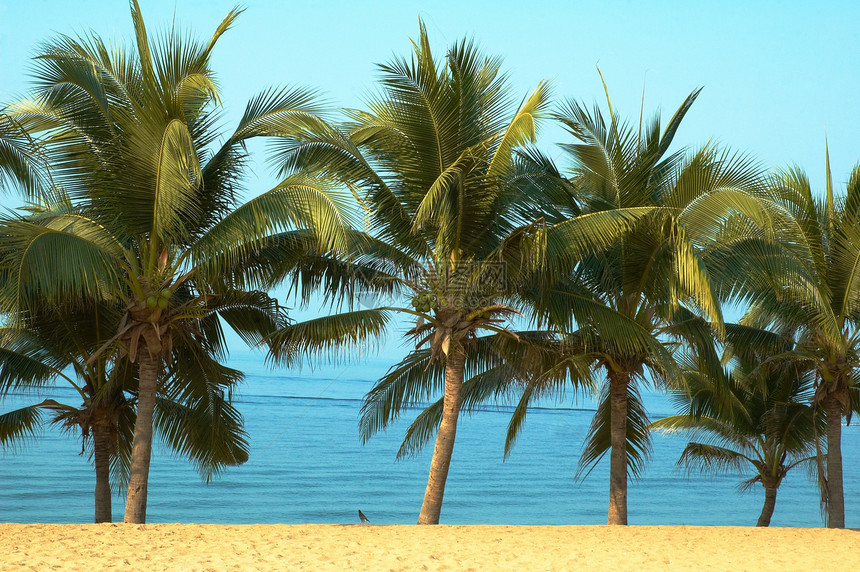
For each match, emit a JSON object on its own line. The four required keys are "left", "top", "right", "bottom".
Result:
{"left": 2, "top": 523, "right": 858, "bottom": 571}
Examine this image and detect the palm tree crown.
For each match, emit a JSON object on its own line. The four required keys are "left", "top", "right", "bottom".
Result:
{"left": 500, "top": 85, "right": 768, "bottom": 525}
{"left": 0, "top": 295, "right": 249, "bottom": 522}
{"left": 265, "top": 21, "right": 618, "bottom": 524}
{"left": 0, "top": 1, "right": 343, "bottom": 523}
{"left": 653, "top": 326, "right": 821, "bottom": 526}
{"left": 705, "top": 153, "right": 860, "bottom": 527}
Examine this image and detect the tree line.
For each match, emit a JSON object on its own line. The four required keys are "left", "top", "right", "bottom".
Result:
{"left": 0, "top": 2, "right": 856, "bottom": 528}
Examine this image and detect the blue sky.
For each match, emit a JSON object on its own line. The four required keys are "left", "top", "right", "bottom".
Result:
{"left": 1, "top": 0, "right": 858, "bottom": 360}
{"left": 2, "top": 0, "right": 857, "bottom": 183}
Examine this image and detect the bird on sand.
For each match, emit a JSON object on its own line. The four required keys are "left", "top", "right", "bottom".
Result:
{"left": 358, "top": 510, "right": 369, "bottom": 523}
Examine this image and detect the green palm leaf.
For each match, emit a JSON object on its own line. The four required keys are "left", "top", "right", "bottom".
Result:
{"left": 0, "top": 404, "right": 46, "bottom": 448}
{"left": 267, "top": 309, "right": 392, "bottom": 365}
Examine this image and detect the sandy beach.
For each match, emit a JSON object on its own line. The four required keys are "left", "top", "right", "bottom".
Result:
{"left": 1, "top": 523, "right": 857, "bottom": 571}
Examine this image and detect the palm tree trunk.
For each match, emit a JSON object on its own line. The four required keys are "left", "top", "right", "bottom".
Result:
{"left": 124, "top": 351, "right": 158, "bottom": 524}
{"left": 756, "top": 486, "right": 777, "bottom": 527}
{"left": 417, "top": 346, "right": 466, "bottom": 525}
{"left": 824, "top": 394, "right": 844, "bottom": 528}
{"left": 608, "top": 371, "right": 629, "bottom": 525}
{"left": 92, "top": 418, "right": 112, "bottom": 523}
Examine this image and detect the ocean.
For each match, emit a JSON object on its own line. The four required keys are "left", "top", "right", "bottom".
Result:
{"left": 1, "top": 349, "right": 857, "bottom": 526}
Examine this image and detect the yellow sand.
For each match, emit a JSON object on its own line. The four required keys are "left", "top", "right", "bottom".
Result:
{"left": 1, "top": 523, "right": 857, "bottom": 571}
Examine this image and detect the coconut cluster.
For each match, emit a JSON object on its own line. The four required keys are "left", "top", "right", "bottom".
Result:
{"left": 410, "top": 292, "right": 438, "bottom": 313}
{"left": 145, "top": 288, "right": 172, "bottom": 311}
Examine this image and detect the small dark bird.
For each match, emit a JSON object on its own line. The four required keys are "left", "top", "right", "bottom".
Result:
{"left": 358, "top": 510, "right": 370, "bottom": 524}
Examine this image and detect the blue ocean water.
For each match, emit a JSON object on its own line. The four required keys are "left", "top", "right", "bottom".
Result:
{"left": 0, "top": 349, "right": 857, "bottom": 526}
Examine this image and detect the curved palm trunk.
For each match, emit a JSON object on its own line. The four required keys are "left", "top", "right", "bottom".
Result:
{"left": 756, "top": 486, "right": 777, "bottom": 527}
{"left": 124, "top": 351, "right": 158, "bottom": 524}
{"left": 92, "top": 419, "right": 113, "bottom": 523}
{"left": 417, "top": 347, "right": 466, "bottom": 525}
{"left": 824, "top": 394, "right": 844, "bottom": 528}
{"left": 608, "top": 371, "right": 629, "bottom": 525}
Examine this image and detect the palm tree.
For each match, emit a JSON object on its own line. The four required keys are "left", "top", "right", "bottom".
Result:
{"left": 498, "top": 85, "right": 768, "bottom": 525}
{"left": 0, "top": 298, "right": 133, "bottom": 523}
{"left": 703, "top": 153, "right": 860, "bottom": 527}
{"left": 652, "top": 326, "right": 821, "bottom": 527}
{"left": 0, "top": 1, "right": 343, "bottom": 523}
{"left": 0, "top": 296, "right": 251, "bottom": 523}
{"left": 264, "top": 24, "right": 654, "bottom": 524}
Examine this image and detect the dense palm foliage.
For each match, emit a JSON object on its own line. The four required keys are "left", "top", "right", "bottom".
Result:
{"left": 0, "top": 299, "right": 133, "bottom": 523}
{"left": 496, "top": 89, "right": 769, "bottom": 524}
{"left": 0, "top": 297, "right": 249, "bottom": 522}
{"left": 265, "top": 23, "right": 553, "bottom": 525}
{"left": 0, "top": 1, "right": 344, "bottom": 522}
{"left": 0, "top": 4, "right": 855, "bottom": 529}
{"left": 652, "top": 326, "right": 821, "bottom": 526}
{"left": 703, "top": 155, "right": 860, "bottom": 527}
{"left": 264, "top": 24, "right": 658, "bottom": 524}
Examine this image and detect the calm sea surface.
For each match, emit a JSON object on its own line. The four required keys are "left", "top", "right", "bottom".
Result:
{"left": 1, "top": 350, "right": 857, "bottom": 526}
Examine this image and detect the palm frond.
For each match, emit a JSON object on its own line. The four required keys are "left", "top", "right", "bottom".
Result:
{"left": 155, "top": 390, "right": 249, "bottom": 482}
{"left": 0, "top": 404, "right": 46, "bottom": 449}
{"left": 267, "top": 308, "right": 392, "bottom": 365}
{"left": 358, "top": 348, "right": 440, "bottom": 443}
{"left": 676, "top": 442, "right": 750, "bottom": 477}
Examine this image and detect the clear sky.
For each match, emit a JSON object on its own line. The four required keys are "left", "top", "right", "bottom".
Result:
{"left": 1, "top": 0, "right": 858, "bottom": 357}
{"left": 2, "top": 0, "right": 858, "bottom": 184}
